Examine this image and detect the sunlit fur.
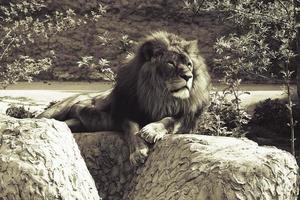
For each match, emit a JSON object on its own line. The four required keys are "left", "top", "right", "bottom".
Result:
{"left": 39, "top": 31, "right": 211, "bottom": 135}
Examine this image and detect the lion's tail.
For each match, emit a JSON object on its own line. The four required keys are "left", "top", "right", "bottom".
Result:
{"left": 37, "top": 91, "right": 112, "bottom": 121}
{"left": 37, "top": 94, "right": 82, "bottom": 121}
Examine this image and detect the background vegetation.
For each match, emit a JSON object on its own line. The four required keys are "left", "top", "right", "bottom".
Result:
{"left": 1, "top": 0, "right": 299, "bottom": 156}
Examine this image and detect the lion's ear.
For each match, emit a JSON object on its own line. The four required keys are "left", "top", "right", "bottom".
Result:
{"left": 187, "top": 40, "right": 198, "bottom": 50}
{"left": 140, "top": 40, "right": 165, "bottom": 61}
{"left": 140, "top": 41, "right": 154, "bottom": 61}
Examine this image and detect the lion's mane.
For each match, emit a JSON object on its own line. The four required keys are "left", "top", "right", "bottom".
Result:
{"left": 110, "top": 31, "right": 211, "bottom": 131}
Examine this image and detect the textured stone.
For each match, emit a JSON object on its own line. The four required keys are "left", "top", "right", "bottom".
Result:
{"left": 0, "top": 115, "right": 100, "bottom": 200}
{"left": 126, "top": 135, "right": 299, "bottom": 200}
{"left": 75, "top": 131, "right": 299, "bottom": 200}
{"left": 1, "top": 115, "right": 298, "bottom": 199}
{"left": 74, "top": 132, "right": 134, "bottom": 200}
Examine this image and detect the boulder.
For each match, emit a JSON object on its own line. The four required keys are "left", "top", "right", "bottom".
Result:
{"left": 75, "top": 133, "right": 299, "bottom": 200}
{"left": 0, "top": 115, "right": 298, "bottom": 200}
{"left": 74, "top": 132, "right": 132, "bottom": 200}
{"left": 0, "top": 115, "right": 100, "bottom": 200}
{"left": 126, "top": 135, "right": 299, "bottom": 199}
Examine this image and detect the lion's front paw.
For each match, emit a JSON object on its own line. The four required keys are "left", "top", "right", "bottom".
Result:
{"left": 129, "top": 147, "right": 149, "bottom": 166}
{"left": 139, "top": 123, "right": 168, "bottom": 144}
{"left": 129, "top": 137, "right": 149, "bottom": 166}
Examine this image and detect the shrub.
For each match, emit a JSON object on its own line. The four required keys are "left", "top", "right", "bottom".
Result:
{"left": 0, "top": 1, "right": 106, "bottom": 88}
{"left": 197, "top": 90, "right": 250, "bottom": 137}
{"left": 250, "top": 98, "right": 300, "bottom": 137}
{"left": 6, "top": 105, "right": 35, "bottom": 119}
{"left": 119, "top": 35, "right": 134, "bottom": 52}
{"left": 185, "top": 0, "right": 298, "bottom": 154}
{"left": 77, "top": 56, "right": 115, "bottom": 81}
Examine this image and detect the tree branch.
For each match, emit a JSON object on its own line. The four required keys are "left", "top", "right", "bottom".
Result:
{"left": 0, "top": 37, "right": 15, "bottom": 61}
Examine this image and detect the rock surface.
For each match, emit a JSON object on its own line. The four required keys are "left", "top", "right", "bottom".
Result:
{"left": 0, "top": 115, "right": 100, "bottom": 200}
{"left": 126, "top": 135, "right": 299, "bottom": 200}
{"left": 75, "top": 132, "right": 299, "bottom": 200}
{"left": 0, "top": 115, "right": 299, "bottom": 200}
{"left": 74, "top": 132, "right": 133, "bottom": 200}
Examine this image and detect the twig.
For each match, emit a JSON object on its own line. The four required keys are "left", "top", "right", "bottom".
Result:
{"left": 0, "top": 29, "right": 12, "bottom": 46}
{"left": 0, "top": 37, "right": 15, "bottom": 61}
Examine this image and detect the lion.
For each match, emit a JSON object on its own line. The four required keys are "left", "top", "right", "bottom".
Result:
{"left": 38, "top": 31, "right": 211, "bottom": 165}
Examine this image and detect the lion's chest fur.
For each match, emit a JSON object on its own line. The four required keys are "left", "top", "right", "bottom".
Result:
{"left": 110, "top": 86, "right": 191, "bottom": 127}
{"left": 139, "top": 96, "right": 185, "bottom": 121}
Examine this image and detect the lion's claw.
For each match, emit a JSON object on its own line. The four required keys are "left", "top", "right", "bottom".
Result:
{"left": 139, "top": 123, "right": 168, "bottom": 144}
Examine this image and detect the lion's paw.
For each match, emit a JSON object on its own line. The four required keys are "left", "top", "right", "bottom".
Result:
{"left": 129, "top": 136, "right": 149, "bottom": 166}
{"left": 129, "top": 147, "right": 149, "bottom": 166}
{"left": 139, "top": 123, "right": 168, "bottom": 144}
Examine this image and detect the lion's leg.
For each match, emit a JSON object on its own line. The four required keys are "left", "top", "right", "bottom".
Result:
{"left": 68, "top": 104, "right": 115, "bottom": 132}
{"left": 139, "top": 117, "right": 182, "bottom": 143}
{"left": 65, "top": 118, "right": 85, "bottom": 132}
{"left": 122, "top": 120, "right": 149, "bottom": 166}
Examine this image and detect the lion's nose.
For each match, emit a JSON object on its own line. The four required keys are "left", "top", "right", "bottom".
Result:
{"left": 180, "top": 74, "right": 193, "bottom": 81}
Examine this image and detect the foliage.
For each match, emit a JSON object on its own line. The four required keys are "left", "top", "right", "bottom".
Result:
{"left": 185, "top": 0, "right": 298, "bottom": 154}
{"left": 0, "top": 1, "right": 106, "bottom": 88}
{"left": 250, "top": 98, "right": 300, "bottom": 137}
{"left": 119, "top": 34, "right": 134, "bottom": 52}
{"left": 0, "top": 56, "right": 51, "bottom": 89}
{"left": 6, "top": 105, "right": 35, "bottom": 119}
{"left": 184, "top": 0, "right": 297, "bottom": 81}
{"left": 0, "top": 1, "right": 50, "bottom": 88}
{"left": 210, "top": 0, "right": 298, "bottom": 155}
{"left": 97, "top": 31, "right": 113, "bottom": 46}
{"left": 197, "top": 90, "right": 250, "bottom": 137}
{"left": 213, "top": 0, "right": 297, "bottom": 82}
{"left": 77, "top": 56, "right": 116, "bottom": 82}
{"left": 183, "top": 0, "right": 221, "bottom": 14}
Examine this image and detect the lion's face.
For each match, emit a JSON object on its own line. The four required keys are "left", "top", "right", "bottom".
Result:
{"left": 157, "top": 51, "right": 194, "bottom": 99}
{"left": 131, "top": 31, "right": 210, "bottom": 121}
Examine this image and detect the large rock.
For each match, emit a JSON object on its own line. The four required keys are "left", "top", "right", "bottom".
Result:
{"left": 126, "top": 135, "right": 299, "bottom": 199}
{"left": 0, "top": 115, "right": 298, "bottom": 199}
{"left": 75, "top": 133, "right": 299, "bottom": 200}
{"left": 0, "top": 115, "right": 100, "bottom": 200}
{"left": 74, "top": 132, "right": 133, "bottom": 200}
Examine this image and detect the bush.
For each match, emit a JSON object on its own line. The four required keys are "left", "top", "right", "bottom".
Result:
{"left": 0, "top": 1, "right": 106, "bottom": 88}
{"left": 6, "top": 105, "right": 35, "bottom": 119}
{"left": 197, "top": 91, "right": 250, "bottom": 137}
{"left": 77, "top": 56, "right": 115, "bottom": 81}
{"left": 250, "top": 98, "right": 300, "bottom": 137}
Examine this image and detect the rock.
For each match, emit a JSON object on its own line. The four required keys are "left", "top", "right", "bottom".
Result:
{"left": 0, "top": 115, "right": 100, "bottom": 200}
{"left": 1, "top": 115, "right": 298, "bottom": 199}
{"left": 74, "top": 132, "right": 133, "bottom": 200}
{"left": 125, "top": 135, "right": 299, "bottom": 199}
{"left": 75, "top": 132, "right": 299, "bottom": 200}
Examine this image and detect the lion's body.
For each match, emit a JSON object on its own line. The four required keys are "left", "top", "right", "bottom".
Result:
{"left": 38, "top": 31, "right": 211, "bottom": 165}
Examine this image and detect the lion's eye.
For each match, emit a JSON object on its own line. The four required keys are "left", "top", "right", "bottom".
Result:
{"left": 187, "top": 62, "right": 192, "bottom": 67}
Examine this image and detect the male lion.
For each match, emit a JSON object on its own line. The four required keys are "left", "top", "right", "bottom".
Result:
{"left": 38, "top": 31, "right": 211, "bottom": 165}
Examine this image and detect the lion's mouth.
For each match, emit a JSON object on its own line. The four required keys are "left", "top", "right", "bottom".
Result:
{"left": 165, "top": 79, "right": 192, "bottom": 99}
{"left": 170, "top": 86, "right": 190, "bottom": 99}
{"left": 171, "top": 86, "right": 189, "bottom": 93}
